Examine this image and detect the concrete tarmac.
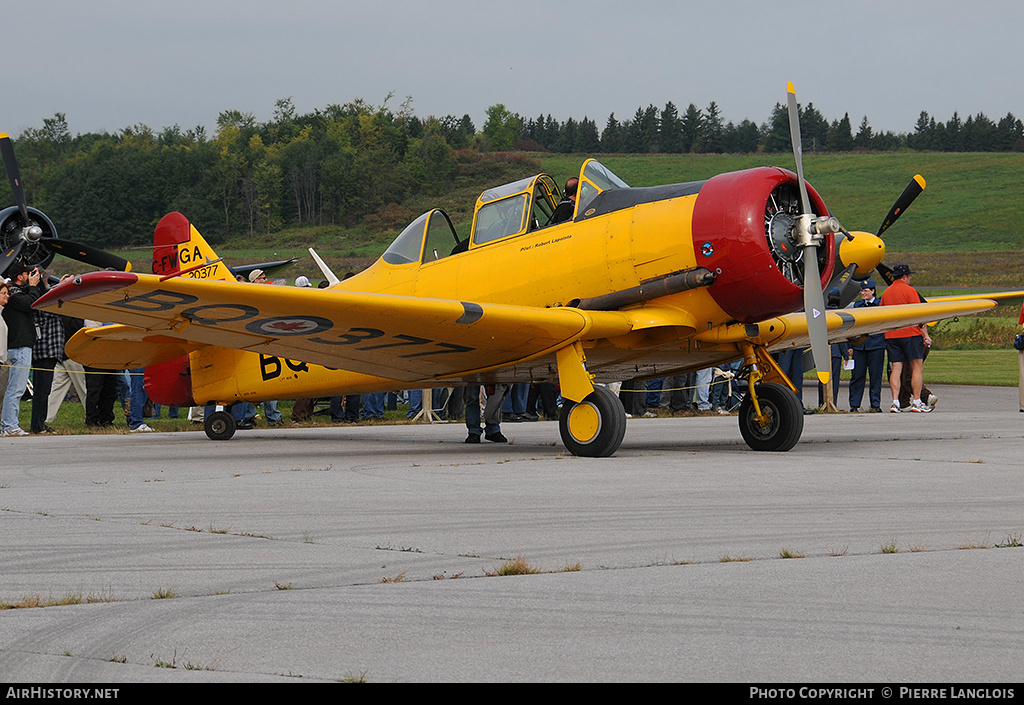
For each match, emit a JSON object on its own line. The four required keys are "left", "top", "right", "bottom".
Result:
{"left": 0, "top": 384, "right": 1021, "bottom": 682}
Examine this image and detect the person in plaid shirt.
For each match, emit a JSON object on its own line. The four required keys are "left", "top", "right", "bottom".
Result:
{"left": 30, "top": 274, "right": 72, "bottom": 433}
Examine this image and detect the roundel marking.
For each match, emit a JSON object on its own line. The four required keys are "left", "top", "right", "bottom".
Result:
{"left": 245, "top": 316, "right": 334, "bottom": 336}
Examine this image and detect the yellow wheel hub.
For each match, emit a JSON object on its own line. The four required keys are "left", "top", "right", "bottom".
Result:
{"left": 567, "top": 402, "right": 601, "bottom": 444}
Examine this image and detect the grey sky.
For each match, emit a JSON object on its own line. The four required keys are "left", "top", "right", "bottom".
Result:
{"left": 6, "top": 0, "right": 1023, "bottom": 138}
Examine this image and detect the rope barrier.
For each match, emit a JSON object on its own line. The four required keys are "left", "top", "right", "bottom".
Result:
{"left": 0, "top": 363, "right": 143, "bottom": 376}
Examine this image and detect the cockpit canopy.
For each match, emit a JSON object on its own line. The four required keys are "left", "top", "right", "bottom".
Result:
{"left": 380, "top": 159, "right": 630, "bottom": 267}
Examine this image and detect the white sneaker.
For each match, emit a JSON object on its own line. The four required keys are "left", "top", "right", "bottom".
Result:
{"left": 129, "top": 423, "right": 155, "bottom": 433}
{"left": 926, "top": 394, "right": 938, "bottom": 409}
{"left": 909, "top": 399, "right": 932, "bottom": 413}
{"left": 890, "top": 401, "right": 902, "bottom": 413}
{"left": 2, "top": 428, "right": 29, "bottom": 437}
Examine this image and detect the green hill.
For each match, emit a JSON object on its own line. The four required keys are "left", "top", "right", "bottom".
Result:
{"left": 537, "top": 152, "right": 1024, "bottom": 253}
{"left": 89, "top": 151, "right": 1023, "bottom": 286}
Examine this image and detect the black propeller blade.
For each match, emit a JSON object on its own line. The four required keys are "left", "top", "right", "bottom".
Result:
{"left": 0, "top": 133, "right": 29, "bottom": 224}
{"left": 1, "top": 240, "right": 24, "bottom": 276}
{"left": 877, "top": 175, "right": 926, "bottom": 238}
{"left": 872, "top": 174, "right": 926, "bottom": 286}
{"left": 875, "top": 261, "right": 896, "bottom": 286}
{"left": 46, "top": 239, "right": 130, "bottom": 272}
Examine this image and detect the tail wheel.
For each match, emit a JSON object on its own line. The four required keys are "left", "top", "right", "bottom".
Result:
{"left": 204, "top": 410, "right": 236, "bottom": 441}
{"left": 738, "top": 382, "right": 803, "bottom": 452}
{"left": 559, "top": 385, "right": 626, "bottom": 457}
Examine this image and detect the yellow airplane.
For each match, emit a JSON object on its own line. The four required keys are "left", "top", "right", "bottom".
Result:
{"left": 33, "top": 86, "right": 1000, "bottom": 456}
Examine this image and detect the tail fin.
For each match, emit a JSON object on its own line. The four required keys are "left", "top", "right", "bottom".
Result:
{"left": 147, "top": 212, "right": 230, "bottom": 408}
{"left": 152, "top": 212, "right": 233, "bottom": 281}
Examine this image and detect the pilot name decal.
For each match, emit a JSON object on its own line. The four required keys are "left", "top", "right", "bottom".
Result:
{"left": 519, "top": 233, "right": 572, "bottom": 253}
{"left": 107, "top": 288, "right": 475, "bottom": 357}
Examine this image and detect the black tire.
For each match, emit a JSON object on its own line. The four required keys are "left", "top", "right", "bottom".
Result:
{"left": 738, "top": 382, "right": 803, "bottom": 451}
{"left": 559, "top": 385, "right": 627, "bottom": 457}
{"left": 204, "top": 410, "right": 236, "bottom": 441}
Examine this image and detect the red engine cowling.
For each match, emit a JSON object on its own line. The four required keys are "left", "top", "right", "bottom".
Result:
{"left": 144, "top": 355, "right": 195, "bottom": 408}
{"left": 691, "top": 167, "right": 835, "bottom": 323}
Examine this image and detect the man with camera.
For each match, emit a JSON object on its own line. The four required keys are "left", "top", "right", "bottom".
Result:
{"left": 1, "top": 263, "right": 43, "bottom": 436}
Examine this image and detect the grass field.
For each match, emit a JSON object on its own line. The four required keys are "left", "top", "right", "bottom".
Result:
{"left": 535, "top": 152, "right": 1024, "bottom": 254}
{"left": 68, "top": 151, "right": 1024, "bottom": 283}
{"left": 8, "top": 395, "right": 416, "bottom": 436}
{"left": 922, "top": 349, "right": 1021, "bottom": 387}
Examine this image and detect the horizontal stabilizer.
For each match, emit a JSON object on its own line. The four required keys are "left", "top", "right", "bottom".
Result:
{"left": 66, "top": 324, "right": 202, "bottom": 369}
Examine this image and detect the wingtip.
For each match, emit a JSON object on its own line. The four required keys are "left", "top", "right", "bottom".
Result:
{"left": 33, "top": 271, "right": 139, "bottom": 309}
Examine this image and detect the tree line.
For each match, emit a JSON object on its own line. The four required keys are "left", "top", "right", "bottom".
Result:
{"left": 494, "top": 101, "right": 1024, "bottom": 155}
{"left": 8, "top": 96, "right": 1023, "bottom": 249}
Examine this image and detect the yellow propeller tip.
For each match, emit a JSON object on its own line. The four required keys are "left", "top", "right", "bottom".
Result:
{"left": 914, "top": 174, "right": 926, "bottom": 189}
{"left": 0, "top": 132, "right": 8, "bottom": 139}
{"left": 817, "top": 372, "right": 830, "bottom": 385}
{"left": 787, "top": 82, "right": 795, "bottom": 94}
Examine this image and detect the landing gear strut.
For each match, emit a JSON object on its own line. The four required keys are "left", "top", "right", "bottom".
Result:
{"left": 559, "top": 385, "right": 627, "bottom": 457}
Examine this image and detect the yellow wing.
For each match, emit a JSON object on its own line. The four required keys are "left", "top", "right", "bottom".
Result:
{"left": 924, "top": 290, "right": 1024, "bottom": 303}
{"left": 695, "top": 299, "right": 997, "bottom": 349}
{"left": 37, "top": 272, "right": 633, "bottom": 382}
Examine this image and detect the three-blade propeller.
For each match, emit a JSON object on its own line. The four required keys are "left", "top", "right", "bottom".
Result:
{"left": 0, "top": 132, "right": 130, "bottom": 276}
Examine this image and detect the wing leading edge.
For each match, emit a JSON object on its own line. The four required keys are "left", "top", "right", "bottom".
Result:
{"left": 35, "top": 271, "right": 634, "bottom": 382}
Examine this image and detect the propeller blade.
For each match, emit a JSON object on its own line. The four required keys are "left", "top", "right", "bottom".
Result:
{"left": 786, "top": 84, "right": 813, "bottom": 216}
{"left": 788, "top": 83, "right": 830, "bottom": 385}
{"left": 829, "top": 263, "right": 861, "bottom": 308}
{"left": 876, "top": 174, "right": 926, "bottom": 237}
{"left": 0, "top": 239, "right": 25, "bottom": 277}
{"left": 876, "top": 261, "right": 896, "bottom": 286}
{"left": 0, "top": 133, "right": 30, "bottom": 224}
{"left": 802, "top": 245, "right": 831, "bottom": 385}
{"left": 45, "top": 238, "right": 130, "bottom": 271}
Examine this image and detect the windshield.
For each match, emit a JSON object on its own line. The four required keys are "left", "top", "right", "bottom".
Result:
{"left": 577, "top": 160, "right": 629, "bottom": 213}
{"left": 382, "top": 210, "right": 462, "bottom": 265}
{"left": 382, "top": 211, "right": 431, "bottom": 264}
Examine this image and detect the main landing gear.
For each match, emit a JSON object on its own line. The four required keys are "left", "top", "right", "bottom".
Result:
{"left": 734, "top": 343, "right": 805, "bottom": 452}
{"left": 559, "top": 385, "right": 627, "bottom": 457}
{"left": 738, "top": 382, "right": 803, "bottom": 452}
